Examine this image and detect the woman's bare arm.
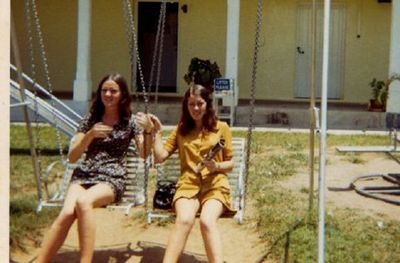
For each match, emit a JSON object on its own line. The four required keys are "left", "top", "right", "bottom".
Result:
{"left": 149, "top": 114, "right": 169, "bottom": 163}
{"left": 68, "top": 123, "right": 113, "bottom": 163}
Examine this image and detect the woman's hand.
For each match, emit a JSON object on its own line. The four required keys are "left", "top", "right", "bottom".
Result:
{"left": 136, "top": 112, "right": 154, "bottom": 133}
{"left": 147, "top": 114, "right": 163, "bottom": 135}
{"left": 89, "top": 123, "right": 113, "bottom": 139}
{"left": 202, "top": 159, "right": 220, "bottom": 173}
{"left": 149, "top": 114, "right": 163, "bottom": 133}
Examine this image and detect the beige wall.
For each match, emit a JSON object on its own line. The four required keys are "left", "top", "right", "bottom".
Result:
{"left": 11, "top": 0, "right": 392, "bottom": 104}
{"left": 240, "top": 0, "right": 298, "bottom": 100}
{"left": 92, "top": 1, "right": 130, "bottom": 85}
{"left": 239, "top": 0, "right": 391, "bottom": 103}
{"left": 12, "top": 0, "right": 77, "bottom": 94}
{"left": 175, "top": 0, "right": 227, "bottom": 94}
{"left": 343, "top": 0, "right": 391, "bottom": 103}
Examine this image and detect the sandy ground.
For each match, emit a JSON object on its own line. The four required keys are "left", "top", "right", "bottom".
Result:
{"left": 11, "top": 151, "right": 399, "bottom": 263}
{"left": 280, "top": 152, "right": 400, "bottom": 221}
{"left": 12, "top": 209, "right": 264, "bottom": 263}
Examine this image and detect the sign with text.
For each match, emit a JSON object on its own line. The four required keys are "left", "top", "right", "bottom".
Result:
{"left": 214, "top": 78, "right": 234, "bottom": 92}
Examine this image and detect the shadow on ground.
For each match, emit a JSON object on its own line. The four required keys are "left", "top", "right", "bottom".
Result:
{"left": 18, "top": 241, "right": 207, "bottom": 263}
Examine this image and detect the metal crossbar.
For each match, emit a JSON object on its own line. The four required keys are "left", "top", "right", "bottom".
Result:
{"left": 10, "top": 64, "right": 82, "bottom": 121}
{"left": 336, "top": 128, "right": 400, "bottom": 164}
{"left": 10, "top": 80, "right": 79, "bottom": 138}
{"left": 147, "top": 137, "right": 247, "bottom": 224}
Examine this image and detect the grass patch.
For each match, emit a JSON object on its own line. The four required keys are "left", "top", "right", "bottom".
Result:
{"left": 250, "top": 183, "right": 400, "bottom": 262}
{"left": 10, "top": 125, "right": 68, "bottom": 251}
{"left": 10, "top": 195, "right": 59, "bottom": 252}
{"left": 247, "top": 131, "right": 400, "bottom": 262}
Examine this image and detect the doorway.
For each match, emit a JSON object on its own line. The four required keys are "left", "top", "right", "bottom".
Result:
{"left": 295, "top": 3, "right": 346, "bottom": 99}
{"left": 137, "top": 1, "right": 178, "bottom": 93}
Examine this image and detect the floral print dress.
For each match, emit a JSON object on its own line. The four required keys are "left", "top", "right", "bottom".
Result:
{"left": 70, "top": 113, "right": 141, "bottom": 202}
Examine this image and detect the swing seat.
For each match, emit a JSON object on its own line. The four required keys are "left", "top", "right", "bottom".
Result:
{"left": 147, "top": 137, "right": 247, "bottom": 224}
{"left": 37, "top": 141, "right": 149, "bottom": 216}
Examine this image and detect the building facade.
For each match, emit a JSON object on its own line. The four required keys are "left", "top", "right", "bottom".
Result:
{"left": 11, "top": 0, "right": 399, "bottom": 106}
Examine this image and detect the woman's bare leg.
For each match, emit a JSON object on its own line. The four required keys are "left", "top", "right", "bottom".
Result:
{"left": 75, "top": 183, "right": 114, "bottom": 263}
{"left": 199, "top": 199, "right": 224, "bottom": 263}
{"left": 163, "top": 198, "right": 200, "bottom": 263}
{"left": 36, "top": 184, "right": 85, "bottom": 263}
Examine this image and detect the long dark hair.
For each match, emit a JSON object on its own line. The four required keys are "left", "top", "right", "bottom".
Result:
{"left": 178, "top": 84, "right": 218, "bottom": 136}
{"left": 89, "top": 73, "right": 132, "bottom": 123}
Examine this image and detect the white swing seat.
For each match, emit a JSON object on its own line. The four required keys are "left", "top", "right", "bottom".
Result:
{"left": 147, "top": 137, "right": 247, "bottom": 224}
{"left": 36, "top": 140, "right": 149, "bottom": 216}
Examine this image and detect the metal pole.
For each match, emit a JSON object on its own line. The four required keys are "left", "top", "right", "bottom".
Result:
{"left": 308, "top": 0, "right": 318, "bottom": 219}
{"left": 318, "top": 0, "right": 331, "bottom": 262}
{"left": 11, "top": 12, "right": 43, "bottom": 202}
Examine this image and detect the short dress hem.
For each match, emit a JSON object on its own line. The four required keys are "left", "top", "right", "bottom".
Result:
{"left": 172, "top": 185, "right": 237, "bottom": 217}
{"left": 70, "top": 177, "right": 124, "bottom": 203}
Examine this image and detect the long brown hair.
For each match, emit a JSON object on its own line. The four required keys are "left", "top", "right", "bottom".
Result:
{"left": 178, "top": 84, "right": 218, "bottom": 136}
{"left": 89, "top": 73, "right": 132, "bottom": 123}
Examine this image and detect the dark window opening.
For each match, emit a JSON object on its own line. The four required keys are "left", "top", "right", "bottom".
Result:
{"left": 137, "top": 2, "right": 178, "bottom": 93}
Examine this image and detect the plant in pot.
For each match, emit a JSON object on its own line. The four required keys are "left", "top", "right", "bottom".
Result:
{"left": 368, "top": 74, "right": 400, "bottom": 112}
{"left": 368, "top": 78, "right": 387, "bottom": 112}
{"left": 183, "top": 57, "right": 222, "bottom": 93}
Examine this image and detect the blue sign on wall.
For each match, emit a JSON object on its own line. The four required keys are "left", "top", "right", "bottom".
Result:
{"left": 214, "top": 78, "right": 233, "bottom": 92}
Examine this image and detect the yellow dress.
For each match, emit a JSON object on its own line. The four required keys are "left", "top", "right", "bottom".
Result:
{"left": 164, "top": 121, "right": 236, "bottom": 215}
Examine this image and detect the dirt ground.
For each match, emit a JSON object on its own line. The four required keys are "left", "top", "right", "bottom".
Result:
{"left": 11, "top": 151, "right": 400, "bottom": 263}
{"left": 280, "top": 151, "right": 400, "bottom": 221}
{"left": 12, "top": 209, "right": 264, "bottom": 263}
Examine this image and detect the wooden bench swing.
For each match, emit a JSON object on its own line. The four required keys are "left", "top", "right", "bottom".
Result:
{"left": 39, "top": 136, "right": 247, "bottom": 225}
{"left": 37, "top": 140, "right": 150, "bottom": 216}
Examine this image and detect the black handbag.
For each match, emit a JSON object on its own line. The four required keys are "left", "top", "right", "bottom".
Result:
{"left": 153, "top": 180, "right": 176, "bottom": 210}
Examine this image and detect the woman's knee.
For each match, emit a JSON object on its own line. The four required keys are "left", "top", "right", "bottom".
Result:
{"left": 175, "top": 213, "right": 196, "bottom": 229}
{"left": 199, "top": 213, "right": 218, "bottom": 231}
{"left": 75, "top": 195, "right": 93, "bottom": 214}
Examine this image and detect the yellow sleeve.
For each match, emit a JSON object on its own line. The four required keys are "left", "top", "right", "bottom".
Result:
{"left": 164, "top": 127, "right": 178, "bottom": 156}
{"left": 221, "top": 122, "right": 233, "bottom": 161}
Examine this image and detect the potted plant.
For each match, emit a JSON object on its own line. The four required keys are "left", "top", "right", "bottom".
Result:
{"left": 368, "top": 74, "right": 400, "bottom": 112}
{"left": 368, "top": 78, "right": 387, "bottom": 112}
{"left": 183, "top": 57, "right": 222, "bottom": 92}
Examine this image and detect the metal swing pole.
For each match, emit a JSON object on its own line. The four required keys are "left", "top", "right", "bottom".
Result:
{"left": 308, "top": 0, "right": 318, "bottom": 219}
{"left": 11, "top": 12, "right": 43, "bottom": 203}
{"left": 318, "top": 0, "right": 331, "bottom": 262}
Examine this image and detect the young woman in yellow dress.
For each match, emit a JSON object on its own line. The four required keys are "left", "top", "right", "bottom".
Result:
{"left": 151, "top": 83, "right": 236, "bottom": 263}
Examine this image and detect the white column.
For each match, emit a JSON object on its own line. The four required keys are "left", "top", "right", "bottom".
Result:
{"left": 225, "top": 0, "right": 240, "bottom": 105}
{"left": 73, "top": 0, "right": 92, "bottom": 101}
{"left": 387, "top": 0, "right": 400, "bottom": 113}
{"left": 389, "top": 0, "right": 400, "bottom": 75}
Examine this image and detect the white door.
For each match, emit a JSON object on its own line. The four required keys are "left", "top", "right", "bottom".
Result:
{"left": 295, "top": 3, "right": 346, "bottom": 99}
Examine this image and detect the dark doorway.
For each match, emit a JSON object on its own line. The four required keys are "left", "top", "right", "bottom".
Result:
{"left": 137, "top": 2, "right": 178, "bottom": 93}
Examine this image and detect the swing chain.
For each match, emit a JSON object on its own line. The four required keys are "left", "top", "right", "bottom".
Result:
{"left": 122, "top": 0, "right": 149, "bottom": 114}
{"left": 122, "top": 0, "right": 167, "bottom": 209}
{"left": 244, "top": 0, "right": 263, "bottom": 211}
{"left": 150, "top": 0, "right": 167, "bottom": 114}
{"left": 29, "top": 0, "right": 66, "bottom": 163}
{"left": 25, "top": 0, "right": 43, "bottom": 170}
{"left": 122, "top": 0, "right": 140, "bottom": 108}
